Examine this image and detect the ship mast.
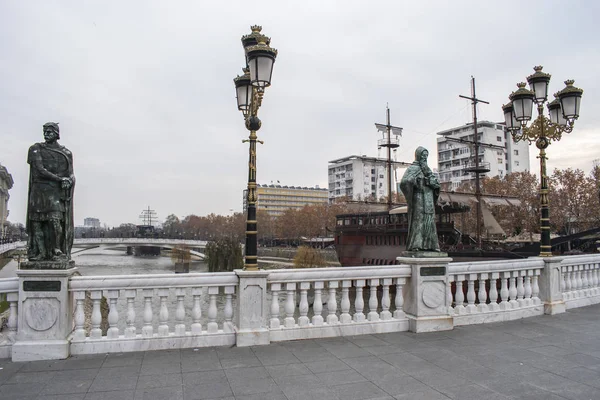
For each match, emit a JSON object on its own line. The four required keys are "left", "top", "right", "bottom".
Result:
{"left": 375, "top": 105, "right": 403, "bottom": 210}
{"left": 459, "top": 77, "right": 489, "bottom": 248}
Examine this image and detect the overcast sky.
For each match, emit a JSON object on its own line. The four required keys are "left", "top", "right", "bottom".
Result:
{"left": 1, "top": 1, "right": 598, "bottom": 227}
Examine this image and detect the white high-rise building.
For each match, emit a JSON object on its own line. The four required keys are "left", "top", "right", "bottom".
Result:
{"left": 437, "top": 121, "right": 530, "bottom": 190}
{"left": 328, "top": 155, "right": 390, "bottom": 202}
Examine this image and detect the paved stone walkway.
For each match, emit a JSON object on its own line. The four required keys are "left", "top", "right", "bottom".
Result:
{"left": 1, "top": 304, "right": 600, "bottom": 400}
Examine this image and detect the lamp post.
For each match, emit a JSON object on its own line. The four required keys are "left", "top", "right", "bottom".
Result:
{"left": 502, "top": 66, "right": 583, "bottom": 257}
{"left": 234, "top": 26, "right": 278, "bottom": 270}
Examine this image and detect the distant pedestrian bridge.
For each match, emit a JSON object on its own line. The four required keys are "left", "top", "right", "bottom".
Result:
{"left": 72, "top": 238, "right": 207, "bottom": 259}
{"left": 0, "top": 239, "right": 208, "bottom": 258}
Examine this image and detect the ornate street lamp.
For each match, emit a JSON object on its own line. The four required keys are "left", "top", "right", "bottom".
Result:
{"left": 234, "top": 26, "right": 278, "bottom": 270}
{"left": 502, "top": 66, "right": 583, "bottom": 257}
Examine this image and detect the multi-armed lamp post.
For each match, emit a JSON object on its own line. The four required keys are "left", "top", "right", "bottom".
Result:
{"left": 234, "top": 26, "right": 277, "bottom": 270}
{"left": 502, "top": 66, "right": 583, "bottom": 257}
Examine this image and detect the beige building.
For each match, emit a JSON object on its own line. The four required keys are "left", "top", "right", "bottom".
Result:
{"left": 244, "top": 184, "right": 328, "bottom": 217}
{"left": 0, "top": 163, "right": 14, "bottom": 237}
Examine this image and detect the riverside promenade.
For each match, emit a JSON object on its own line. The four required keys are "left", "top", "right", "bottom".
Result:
{"left": 1, "top": 304, "right": 599, "bottom": 400}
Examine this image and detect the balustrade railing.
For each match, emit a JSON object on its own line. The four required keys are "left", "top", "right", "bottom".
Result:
{"left": 448, "top": 259, "right": 544, "bottom": 325}
{"left": 266, "top": 265, "right": 411, "bottom": 341}
{"left": 560, "top": 255, "right": 600, "bottom": 308}
{"left": 0, "top": 277, "right": 19, "bottom": 358}
{"left": 68, "top": 272, "right": 237, "bottom": 354}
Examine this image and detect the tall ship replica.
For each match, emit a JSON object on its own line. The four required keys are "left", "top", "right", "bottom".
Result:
{"left": 333, "top": 93, "right": 528, "bottom": 266}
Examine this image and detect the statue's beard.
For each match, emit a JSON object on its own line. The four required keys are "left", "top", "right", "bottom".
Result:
{"left": 419, "top": 161, "right": 432, "bottom": 176}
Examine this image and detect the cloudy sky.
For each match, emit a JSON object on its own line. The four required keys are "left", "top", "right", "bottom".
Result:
{"left": 1, "top": 1, "right": 598, "bottom": 227}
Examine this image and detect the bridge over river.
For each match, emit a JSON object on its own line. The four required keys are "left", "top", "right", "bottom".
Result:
{"left": 0, "top": 238, "right": 207, "bottom": 256}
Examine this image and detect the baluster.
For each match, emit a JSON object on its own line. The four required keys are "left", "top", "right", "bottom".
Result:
{"left": 175, "top": 288, "right": 186, "bottom": 335}
{"left": 477, "top": 273, "right": 488, "bottom": 312}
{"left": 532, "top": 270, "right": 541, "bottom": 305}
{"left": 447, "top": 276, "right": 454, "bottom": 315}
{"left": 582, "top": 265, "right": 589, "bottom": 296}
{"left": 73, "top": 291, "right": 86, "bottom": 340}
{"left": 158, "top": 288, "right": 170, "bottom": 336}
{"left": 368, "top": 279, "right": 380, "bottom": 321}
{"left": 394, "top": 278, "right": 406, "bottom": 319}
{"left": 7, "top": 292, "right": 18, "bottom": 340}
{"left": 516, "top": 272, "right": 525, "bottom": 307}
{"left": 90, "top": 290, "right": 103, "bottom": 338}
{"left": 565, "top": 267, "right": 573, "bottom": 300}
{"left": 508, "top": 273, "right": 518, "bottom": 308}
{"left": 207, "top": 287, "right": 219, "bottom": 333}
{"left": 223, "top": 286, "right": 235, "bottom": 333}
{"left": 488, "top": 273, "right": 499, "bottom": 311}
{"left": 588, "top": 265, "right": 596, "bottom": 294}
{"left": 105, "top": 290, "right": 120, "bottom": 339}
{"left": 466, "top": 274, "right": 477, "bottom": 313}
{"left": 270, "top": 283, "right": 281, "bottom": 329}
{"left": 570, "top": 266, "right": 578, "bottom": 298}
{"left": 593, "top": 264, "right": 599, "bottom": 295}
{"left": 560, "top": 267, "right": 567, "bottom": 297}
{"left": 312, "top": 282, "right": 324, "bottom": 326}
{"left": 455, "top": 275, "right": 465, "bottom": 314}
{"left": 142, "top": 289, "right": 154, "bottom": 337}
{"left": 576, "top": 266, "right": 583, "bottom": 297}
{"left": 523, "top": 272, "right": 532, "bottom": 306}
{"left": 191, "top": 287, "right": 202, "bottom": 334}
{"left": 326, "top": 281, "right": 339, "bottom": 324}
{"left": 124, "top": 289, "right": 137, "bottom": 338}
{"left": 499, "top": 272, "right": 510, "bottom": 310}
{"left": 340, "top": 280, "right": 352, "bottom": 323}
{"left": 354, "top": 279, "right": 365, "bottom": 322}
{"left": 285, "top": 282, "right": 296, "bottom": 328}
{"left": 381, "top": 278, "right": 392, "bottom": 320}
{"left": 299, "top": 282, "right": 310, "bottom": 326}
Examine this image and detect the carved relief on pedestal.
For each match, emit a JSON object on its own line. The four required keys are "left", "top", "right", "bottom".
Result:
{"left": 24, "top": 298, "right": 59, "bottom": 331}
{"left": 422, "top": 281, "right": 445, "bottom": 309}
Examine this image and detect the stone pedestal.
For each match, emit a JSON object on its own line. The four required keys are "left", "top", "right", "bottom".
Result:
{"left": 539, "top": 256, "right": 566, "bottom": 315}
{"left": 398, "top": 256, "right": 454, "bottom": 333}
{"left": 12, "top": 266, "right": 77, "bottom": 361}
{"left": 235, "top": 270, "right": 270, "bottom": 347}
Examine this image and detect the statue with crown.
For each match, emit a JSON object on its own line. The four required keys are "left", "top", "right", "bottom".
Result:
{"left": 24, "top": 122, "right": 75, "bottom": 268}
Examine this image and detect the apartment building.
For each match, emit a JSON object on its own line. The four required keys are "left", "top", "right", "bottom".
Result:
{"left": 328, "top": 155, "right": 390, "bottom": 202}
{"left": 437, "top": 121, "right": 530, "bottom": 190}
{"left": 243, "top": 184, "right": 328, "bottom": 217}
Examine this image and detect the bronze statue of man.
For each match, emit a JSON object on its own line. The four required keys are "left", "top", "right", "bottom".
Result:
{"left": 400, "top": 146, "right": 441, "bottom": 252}
{"left": 26, "top": 122, "right": 75, "bottom": 261}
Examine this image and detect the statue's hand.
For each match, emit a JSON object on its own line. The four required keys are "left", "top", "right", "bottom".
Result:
{"left": 61, "top": 178, "right": 72, "bottom": 189}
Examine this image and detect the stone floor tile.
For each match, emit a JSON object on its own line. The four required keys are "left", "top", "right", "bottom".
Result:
{"left": 549, "top": 382, "right": 600, "bottom": 400}
{"left": 561, "top": 352, "right": 600, "bottom": 366}
{"left": 332, "top": 381, "right": 389, "bottom": 400}
{"left": 139, "top": 361, "right": 181, "bottom": 375}
{"left": 40, "top": 379, "right": 93, "bottom": 395}
{"left": 216, "top": 346, "right": 254, "bottom": 360}
{"left": 53, "top": 367, "right": 99, "bottom": 381}
{"left": 234, "top": 388, "right": 287, "bottom": 400}
{"left": 394, "top": 389, "right": 451, "bottom": 399}
{"left": 137, "top": 373, "right": 182, "bottom": 389}
{"left": 84, "top": 390, "right": 135, "bottom": 400}
{"left": 317, "top": 368, "right": 368, "bottom": 386}
{"left": 6, "top": 371, "right": 56, "bottom": 384}
{"left": 39, "top": 394, "right": 86, "bottom": 400}
{"left": 182, "top": 370, "right": 227, "bottom": 387}
{"left": 282, "top": 384, "right": 341, "bottom": 400}
{"left": 437, "top": 383, "right": 511, "bottom": 400}
{"left": 102, "top": 353, "right": 145, "bottom": 368}
{"left": 0, "top": 382, "right": 44, "bottom": 397}
{"left": 89, "top": 375, "right": 138, "bottom": 392}
{"left": 321, "top": 343, "right": 372, "bottom": 359}
{"left": 290, "top": 348, "right": 334, "bottom": 363}
{"left": 363, "top": 344, "right": 407, "bottom": 356}
{"left": 229, "top": 376, "right": 277, "bottom": 396}
{"left": 304, "top": 357, "right": 351, "bottom": 373}
{"left": 135, "top": 386, "right": 184, "bottom": 400}
{"left": 53, "top": 355, "right": 106, "bottom": 370}
{"left": 219, "top": 355, "right": 262, "bottom": 369}
{"left": 183, "top": 380, "right": 232, "bottom": 400}
{"left": 346, "top": 335, "right": 389, "bottom": 348}
{"left": 512, "top": 391, "right": 571, "bottom": 400}
{"left": 180, "top": 358, "right": 222, "bottom": 372}
{"left": 273, "top": 372, "right": 322, "bottom": 388}
{"left": 265, "top": 363, "right": 312, "bottom": 379}
{"left": 96, "top": 365, "right": 141, "bottom": 378}
{"left": 253, "top": 350, "right": 301, "bottom": 366}
{"left": 477, "top": 377, "right": 541, "bottom": 396}
{"left": 408, "top": 370, "right": 471, "bottom": 390}
{"left": 554, "top": 366, "right": 600, "bottom": 388}
{"left": 527, "top": 345, "right": 577, "bottom": 357}
{"left": 224, "top": 365, "right": 269, "bottom": 382}
{"left": 372, "top": 374, "right": 431, "bottom": 396}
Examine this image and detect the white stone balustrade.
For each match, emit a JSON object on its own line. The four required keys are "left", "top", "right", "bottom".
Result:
{"left": 265, "top": 265, "right": 411, "bottom": 342}
{"left": 0, "top": 277, "right": 19, "bottom": 359}
{"left": 448, "top": 258, "right": 544, "bottom": 326}
{"left": 68, "top": 272, "right": 238, "bottom": 354}
{"left": 560, "top": 255, "right": 600, "bottom": 309}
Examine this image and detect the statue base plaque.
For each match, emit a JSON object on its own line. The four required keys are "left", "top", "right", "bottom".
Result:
{"left": 21, "top": 260, "right": 75, "bottom": 270}
{"left": 402, "top": 251, "right": 448, "bottom": 258}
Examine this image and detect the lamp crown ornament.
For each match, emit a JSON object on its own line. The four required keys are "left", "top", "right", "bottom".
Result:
{"left": 527, "top": 65, "right": 551, "bottom": 81}
{"left": 509, "top": 82, "right": 534, "bottom": 99}
{"left": 559, "top": 79, "right": 583, "bottom": 95}
{"left": 241, "top": 25, "right": 271, "bottom": 48}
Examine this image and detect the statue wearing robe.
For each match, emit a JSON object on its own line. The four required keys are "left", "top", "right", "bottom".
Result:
{"left": 400, "top": 146, "right": 440, "bottom": 252}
